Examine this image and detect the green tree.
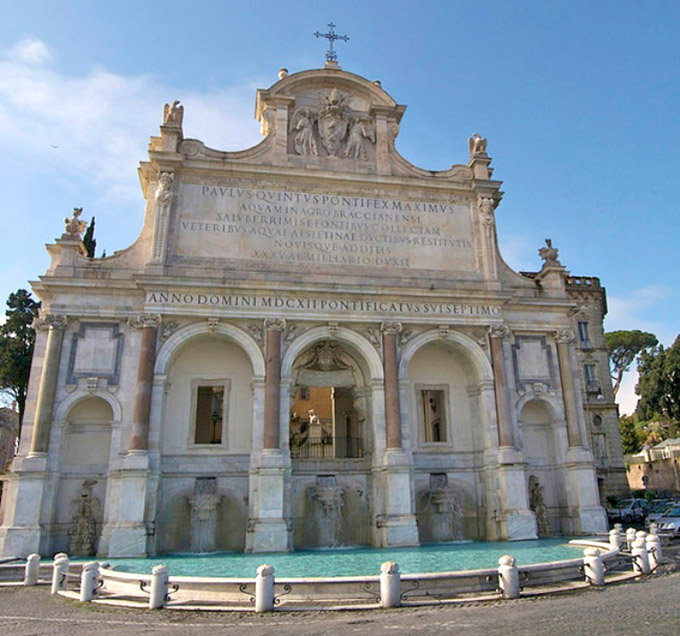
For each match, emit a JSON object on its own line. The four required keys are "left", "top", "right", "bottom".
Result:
{"left": 619, "top": 414, "right": 644, "bottom": 455}
{"left": 0, "top": 289, "right": 40, "bottom": 432}
{"left": 636, "top": 335, "right": 680, "bottom": 422}
{"left": 605, "top": 330, "right": 658, "bottom": 397}
{"left": 83, "top": 216, "right": 96, "bottom": 258}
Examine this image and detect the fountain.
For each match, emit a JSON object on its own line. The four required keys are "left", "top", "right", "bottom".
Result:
{"left": 68, "top": 479, "right": 101, "bottom": 556}
{"left": 417, "top": 474, "right": 466, "bottom": 543}
{"left": 188, "top": 477, "right": 221, "bottom": 553}
{"left": 529, "top": 475, "right": 550, "bottom": 536}
{"left": 310, "top": 475, "right": 344, "bottom": 547}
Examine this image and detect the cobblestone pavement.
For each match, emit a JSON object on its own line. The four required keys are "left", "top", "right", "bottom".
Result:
{"left": 1, "top": 570, "right": 679, "bottom": 636}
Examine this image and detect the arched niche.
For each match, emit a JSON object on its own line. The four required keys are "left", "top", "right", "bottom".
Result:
{"left": 53, "top": 396, "right": 113, "bottom": 555}
{"left": 518, "top": 398, "right": 567, "bottom": 535}
{"left": 162, "top": 334, "right": 255, "bottom": 454}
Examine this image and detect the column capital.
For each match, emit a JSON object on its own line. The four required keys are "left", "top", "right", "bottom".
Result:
{"left": 554, "top": 329, "right": 575, "bottom": 344}
{"left": 264, "top": 317, "right": 286, "bottom": 332}
{"left": 128, "top": 313, "right": 162, "bottom": 329}
{"left": 381, "top": 321, "right": 402, "bottom": 335}
{"left": 34, "top": 313, "right": 68, "bottom": 331}
{"left": 489, "top": 324, "right": 510, "bottom": 339}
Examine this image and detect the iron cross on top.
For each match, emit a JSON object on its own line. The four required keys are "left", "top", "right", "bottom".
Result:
{"left": 314, "top": 22, "right": 349, "bottom": 62}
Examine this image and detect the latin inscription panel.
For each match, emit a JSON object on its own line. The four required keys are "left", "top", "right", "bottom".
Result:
{"left": 173, "top": 183, "right": 475, "bottom": 272}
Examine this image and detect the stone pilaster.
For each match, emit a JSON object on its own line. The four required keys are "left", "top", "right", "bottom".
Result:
{"left": 488, "top": 324, "right": 537, "bottom": 540}
{"left": 488, "top": 325, "right": 514, "bottom": 448}
{"left": 381, "top": 321, "right": 402, "bottom": 450}
{"left": 263, "top": 318, "right": 284, "bottom": 450}
{"left": 374, "top": 322, "right": 419, "bottom": 548}
{"left": 128, "top": 313, "right": 161, "bottom": 452}
{"left": 246, "top": 318, "right": 289, "bottom": 553}
{"left": 555, "top": 329, "right": 583, "bottom": 448}
{"left": 101, "top": 313, "right": 160, "bottom": 557}
{"left": 29, "top": 314, "right": 68, "bottom": 456}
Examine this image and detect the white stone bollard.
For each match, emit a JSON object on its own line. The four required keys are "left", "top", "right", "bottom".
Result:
{"left": 24, "top": 554, "right": 40, "bottom": 586}
{"left": 649, "top": 522, "right": 658, "bottom": 536}
{"left": 79, "top": 561, "right": 100, "bottom": 602}
{"left": 51, "top": 554, "right": 70, "bottom": 594}
{"left": 614, "top": 523, "right": 623, "bottom": 534}
{"left": 379, "top": 561, "right": 402, "bottom": 608}
{"left": 631, "top": 539, "right": 650, "bottom": 575}
{"left": 149, "top": 564, "right": 169, "bottom": 609}
{"left": 498, "top": 555, "right": 520, "bottom": 599}
{"left": 255, "top": 564, "right": 275, "bottom": 613}
{"left": 625, "top": 527, "right": 636, "bottom": 551}
{"left": 608, "top": 528, "right": 621, "bottom": 549}
{"left": 646, "top": 534, "right": 662, "bottom": 570}
{"left": 583, "top": 548, "right": 605, "bottom": 586}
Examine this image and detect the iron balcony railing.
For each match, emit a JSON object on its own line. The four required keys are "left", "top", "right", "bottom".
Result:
{"left": 290, "top": 437, "right": 364, "bottom": 460}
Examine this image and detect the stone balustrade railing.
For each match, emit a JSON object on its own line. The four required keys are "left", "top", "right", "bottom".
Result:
{"left": 0, "top": 535, "right": 663, "bottom": 611}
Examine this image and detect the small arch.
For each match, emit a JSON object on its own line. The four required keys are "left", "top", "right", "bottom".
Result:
{"left": 155, "top": 321, "right": 265, "bottom": 377}
{"left": 55, "top": 390, "right": 122, "bottom": 422}
{"left": 515, "top": 392, "right": 563, "bottom": 423}
{"left": 398, "top": 330, "right": 493, "bottom": 383}
{"left": 281, "top": 326, "right": 383, "bottom": 381}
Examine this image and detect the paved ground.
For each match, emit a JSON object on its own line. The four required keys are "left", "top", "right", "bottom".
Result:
{"left": 1, "top": 566, "right": 679, "bottom": 636}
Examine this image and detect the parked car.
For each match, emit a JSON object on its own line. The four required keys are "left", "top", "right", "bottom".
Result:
{"left": 656, "top": 505, "right": 680, "bottom": 536}
{"left": 607, "top": 498, "right": 651, "bottom": 524}
{"left": 645, "top": 500, "right": 675, "bottom": 528}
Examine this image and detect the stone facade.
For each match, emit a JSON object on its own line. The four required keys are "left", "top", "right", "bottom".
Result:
{"left": 0, "top": 62, "right": 625, "bottom": 558}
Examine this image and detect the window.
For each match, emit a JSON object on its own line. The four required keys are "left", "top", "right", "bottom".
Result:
{"left": 421, "top": 389, "right": 447, "bottom": 443}
{"left": 299, "top": 385, "right": 309, "bottom": 400}
{"left": 194, "top": 384, "right": 225, "bottom": 445}
{"left": 577, "top": 321, "right": 591, "bottom": 348}
{"left": 584, "top": 364, "right": 599, "bottom": 393}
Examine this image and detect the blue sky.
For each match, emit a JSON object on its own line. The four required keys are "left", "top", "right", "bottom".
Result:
{"left": 1, "top": 0, "right": 678, "bottom": 413}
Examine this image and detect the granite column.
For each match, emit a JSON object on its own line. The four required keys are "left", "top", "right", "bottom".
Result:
{"left": 489, "top": 325, "right": 514, "bottom": 448}
{"left": 29, "top": 315, "right": 68, "bottom": 455}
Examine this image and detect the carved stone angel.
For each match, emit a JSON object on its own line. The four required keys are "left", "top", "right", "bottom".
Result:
{"left": 344, "top": 117, "right": 376, "bottom": 160}
{"left": 289, "top": 108, "right": 318, "bottom": 156}
{"left": 468, "top": 133, "right": 488, "bottom": 158}
{"left": 163, "top": 100, "right": 184, "bottom": 126}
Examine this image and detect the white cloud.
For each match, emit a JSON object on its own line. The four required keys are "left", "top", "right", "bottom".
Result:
{"left": 606, "top": 284, "right": 675, "bottom": 345}
{"left": 0, "top": 37, "right": 263, "bottom": 206}
{"left": 7, "top": 36, "right": 52, "bottom": 66}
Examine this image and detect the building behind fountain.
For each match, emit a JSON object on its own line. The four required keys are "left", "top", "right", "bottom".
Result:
{"left": 0, "top": 58, "right": 626, "bottom": 558}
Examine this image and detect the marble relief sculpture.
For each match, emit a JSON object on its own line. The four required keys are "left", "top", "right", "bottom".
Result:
{"left": 290, "top": 108, "right": 318, "bottom": 156}
{"left": 289, "top": 89, "right": 375, "bottom": 159}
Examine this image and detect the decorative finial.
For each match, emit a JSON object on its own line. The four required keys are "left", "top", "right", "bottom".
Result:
{"left": 162, "top": 100, "right": 183, "bottom": 126}
{"left": 314, "top": 22, "right": 349, "bottom": 64}
{"left": 63, "top": 207, "right": 87, "bottom": 238}
{"left": 538, "top": 238, "right": 561, "bottom": 266}
{"left": 468, "top": 133, "right": 488, "bottom": 159}
{"left": 278, "top": 68, "right": 288, "bottom": 80}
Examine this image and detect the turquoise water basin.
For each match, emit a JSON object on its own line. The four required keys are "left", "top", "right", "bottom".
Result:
{"left": 103, "top": 538, "right": 583, "bottom": 578}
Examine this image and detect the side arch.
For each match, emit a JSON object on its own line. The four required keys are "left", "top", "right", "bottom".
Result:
{"left": 155, "top": 321, "right": 266, "bottom": 377}
{"left": 281, "top": 325, "right": 384, "bottom": 381}
{"left": 398, "top": 329, "right": 493, "bottom": 383}
{"left": 55, "top": 389, "right": 123, "bottom": 422}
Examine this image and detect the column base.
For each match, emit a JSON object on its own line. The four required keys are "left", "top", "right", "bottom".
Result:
{"left": 245, "top": 519, "right": 290, "bottom": 553}
{"left": 100, "top": 523, "right": 148, "bottom": 558}
{"left": 0, "top": 525, "right": 42, "bottom": 558}
{"left": 376, "top": 514, "right": 419, "bottom": 547}
{"left": 503, "top": 510, "right": 538, "bottom": 541}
